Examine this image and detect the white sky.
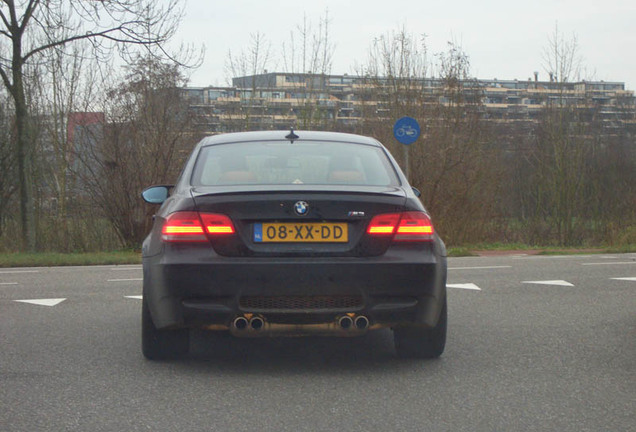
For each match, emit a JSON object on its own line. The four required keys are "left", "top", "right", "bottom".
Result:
{"left": 172, "top": 0, "right": 636, "bottom": 90}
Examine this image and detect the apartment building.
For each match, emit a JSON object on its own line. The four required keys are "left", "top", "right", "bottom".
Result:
{"left": 182, "top": 72, "right": 635, "bottom": 134}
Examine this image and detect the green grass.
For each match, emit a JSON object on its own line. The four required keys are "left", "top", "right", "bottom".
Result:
{"left": 0, "top": 244, "right": 633, "bottom": 267}
{"left": 460, "top": 242, "right": 543, "bottom": 251}
{"left": 605, "top": 244, "right": 636, "bottom": 254}
{"left": 448, "top": 242, "right": 636, "bottom": 257}
{"left": 447, "top": 247, "right": 476, "bottom": 257}
{"left": 0, "top": 251, "right": 141, "bottom": 268}
{"left": 538, "top": 244, "right": 636, "bottom": 255}
{"left": 535, "top": 249, "right": 606, "bottom": 256}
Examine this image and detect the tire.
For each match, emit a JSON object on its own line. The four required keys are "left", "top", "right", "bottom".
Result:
{"left": 393, "top": 297, "right": 447, "bottom": 359}
{"left": 142, "top": 298, "right": 189, "bottom": 360}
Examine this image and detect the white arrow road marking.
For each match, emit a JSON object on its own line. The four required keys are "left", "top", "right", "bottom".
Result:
{"left": 14, "top": 298, "right": 66, "bottom": 306}
{"left": 108, "top": 278, "right": 143, "bottom": 282}
{"left": 125, "top": 295, "right": 143, "bottom": 300}
{"left": 522, "top": 280, "right": 574, "bottom": 287}
{"left": 611, "top": 277, "right": 636, "bottom": 282}
{"left": 447, "top": 283, "right": 482, "bottom": 291}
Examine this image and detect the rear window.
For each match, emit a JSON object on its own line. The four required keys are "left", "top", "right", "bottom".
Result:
{"left": 191, "top": 141, "right": 399, "bottom": 187}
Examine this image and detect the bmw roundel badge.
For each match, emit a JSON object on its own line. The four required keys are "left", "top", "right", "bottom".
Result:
{"left": 294, "top": 201, "right": 309, "bottom": 216}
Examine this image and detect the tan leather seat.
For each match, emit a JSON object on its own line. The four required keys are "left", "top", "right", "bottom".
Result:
{"left": 328, "top": 170, "right": 364, "bottom": 183}
{"left": 218, "top": 170, "right": 256, "bottom": 183}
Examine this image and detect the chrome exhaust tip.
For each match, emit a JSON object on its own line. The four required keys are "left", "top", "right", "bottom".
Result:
{"left": 354, "top": 315, "right": 369, "bottom": 330}
{"left": 250, "top": 316, "right": 264, "bottom": 331}
{"left": 233, "top": 316, "right": 249, "bottom": 331}
{"left": 338, "top": 315, "right": 353, "bottom": 330}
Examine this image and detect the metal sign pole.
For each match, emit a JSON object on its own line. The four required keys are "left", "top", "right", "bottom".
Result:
{"left": 404, "top": 146, "right": 410, "bottom": 181}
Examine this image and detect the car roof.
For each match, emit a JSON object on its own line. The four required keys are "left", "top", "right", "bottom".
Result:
{"left": 197, "top": 130, "right": 382, "bottom": 147}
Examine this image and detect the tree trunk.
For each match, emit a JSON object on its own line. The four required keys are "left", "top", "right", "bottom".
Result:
{"left": 12, "top": 65, "right": 36, "bottom": 251}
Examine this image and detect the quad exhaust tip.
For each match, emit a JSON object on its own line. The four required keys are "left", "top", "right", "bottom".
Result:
{"left": 233, "top": 314, "right": 369, "bottom": 333}
{"left": 233, "top": 316, "right": 249, "bottom": 331}
{"left": 233, "top": 315, "right": 265, "bottom": 332}
{"left": 338, "top": 315, "right": 369, "bottom": 330}
{"left": 354, "top": 315, "right": 369, "bottom": 330}
{"left": 250, "top": 316, "right": 264, "bottom": 330}
{"left": 338, "top": 315, "right": 353, "bottom": 329}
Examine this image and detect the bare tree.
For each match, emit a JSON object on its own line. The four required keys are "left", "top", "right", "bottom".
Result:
{"left": 282, "top": 10, "right": 334, "bottom": 76}
{"left": 0, "top": 0, "right": 185, "bottom": 251}
{"left": 227, "top": 32, "right": 272, "bottom": 80}
{"left": 29, "top": 40, "right": 103, "bottom": 250}
{"left": 0, "top": 91, "right": 16, "bottom": 242}
{"left": 356, "top": 27, "right": 429, "bottom": 163}
{"left": 74, "top": 56, "right": 196, "bottom": 248}
{"left": 412, "top": 42, "right": 497, "bottom": 244}
{"left": 359, "top": 31, "right": 497, "bottom": 244}
{"left": 281, "top": 10, "right": 335, "bottom": 128}
{"left": 524, "top": 27, "right": 591, "bottom": 245}
{"left": 363, "top": 26, "right": 428, "bottom": 117}
{"left": 542, "top": 24, "right": 582, "bottom": 86}
{"left": 226, "top": 32, "right": 272, "bottom": 130}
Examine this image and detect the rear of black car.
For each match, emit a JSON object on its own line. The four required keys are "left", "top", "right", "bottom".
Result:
{"left": 142, "top": 131, "right": 447, "bottom": 360}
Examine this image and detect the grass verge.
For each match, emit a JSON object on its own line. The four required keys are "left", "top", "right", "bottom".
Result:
{"left": 1, "top": 244, "right": 633, "bottom": 267}
{"left": 448, "top": 243, "right": 636, "bottom": 257}
{"left": 0, "top": 251, "right": 141, "bottom": 268}
{"left": 447, "top": 247, "right": 476, "bottom": 257}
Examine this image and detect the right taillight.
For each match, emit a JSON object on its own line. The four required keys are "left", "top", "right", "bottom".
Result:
{"left": 395, "top": 211, "right": 434, "bottom": 241}
{"left": 367, "top": 211, "right": 434, "bottom": 242}
{"left": 161, "top": 212, "right": 235, "bottom": 242}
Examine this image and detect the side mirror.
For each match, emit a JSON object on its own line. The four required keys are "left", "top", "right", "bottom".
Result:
{"left": 411, "top": 186, "right": 422, "bottom": 198}
{"left": 141, "top": 185, "right": 172, "bottom": 204}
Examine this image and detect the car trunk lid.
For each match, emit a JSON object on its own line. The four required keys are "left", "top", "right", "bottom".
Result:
{"left": 191, "top": 186, "right": 407, "bottom": 257}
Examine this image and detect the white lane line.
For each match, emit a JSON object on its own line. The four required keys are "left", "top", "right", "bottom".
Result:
{"left": 582, "top": 262, "right": 636, "bottom": 266}
{"left": 108, "top": 278, "right": 143, "bottom": 282}
{"left": 14, "top": 298, "right": 66, "bottom": 306}
{"left": 0, "top": 282, "right": 18, "bottom": 285}
{"left": 110, "top": 267, "right": 142, "bottom": 271}
{"left": 522, "top": 280, "right": 574, "bottom": 287}
{"left": 448, "top": 266, "right": 512, "bottom": 270}
{"left": 125, "top": 295, "right": 143, "bottom": 300}
{"left": 447, "top": 283, "right": 482, "bottom": 291}
{"left": 611, "top": 277, "right": 636, "bottom": 282}
{"left": 0, "top": 270, "right": 39, "bottom": 274}
{"left": 513, "top": 255, "right": 593, "bottom": 260}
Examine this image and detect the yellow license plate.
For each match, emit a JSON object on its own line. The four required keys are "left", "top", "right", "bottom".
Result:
{"left": 254, "top": 223, "right": 348, "bottom": 243}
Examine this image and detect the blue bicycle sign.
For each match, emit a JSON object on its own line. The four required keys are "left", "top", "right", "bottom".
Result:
{"left": 393, "top": 117, "right": 420, "bottom": 145}
{"left": 396, "top": 124, "right": 418, "bottom": 138}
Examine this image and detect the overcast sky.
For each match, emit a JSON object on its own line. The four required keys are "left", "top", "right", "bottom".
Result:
{"left": 172, "top": 0, "right": 636, "bottom": 90}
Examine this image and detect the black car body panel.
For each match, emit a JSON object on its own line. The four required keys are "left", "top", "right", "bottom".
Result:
{"left": 144, "top": 241, "right": 446, "bottom": 328}
{"left": 142, "top": 130, "right": 447, "bottom": 354}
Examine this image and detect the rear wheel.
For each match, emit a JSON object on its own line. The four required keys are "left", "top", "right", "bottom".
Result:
{"left": 142, "top": 298, "right": 189, "bottom": 360}
{"left": 393, "top": 298, "right": 447, "bottom": 359}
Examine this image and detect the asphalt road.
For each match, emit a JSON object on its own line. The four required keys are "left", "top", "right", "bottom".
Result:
{"left": 1, "top": 253, "right": 635, "bottom": 432}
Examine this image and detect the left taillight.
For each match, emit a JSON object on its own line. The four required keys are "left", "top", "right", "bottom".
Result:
{"left": 367, "top": 211, "right": 434, "bottom": 241}
{"left": 199, "top": 213, "right": 235, "bottom": 235}
{"left": 161, "top": 212, "right": 235, "bottom": 242}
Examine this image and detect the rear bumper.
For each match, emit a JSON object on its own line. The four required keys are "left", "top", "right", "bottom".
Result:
{"left": 143, "top": 244, "right": 447, "bottom": 333}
